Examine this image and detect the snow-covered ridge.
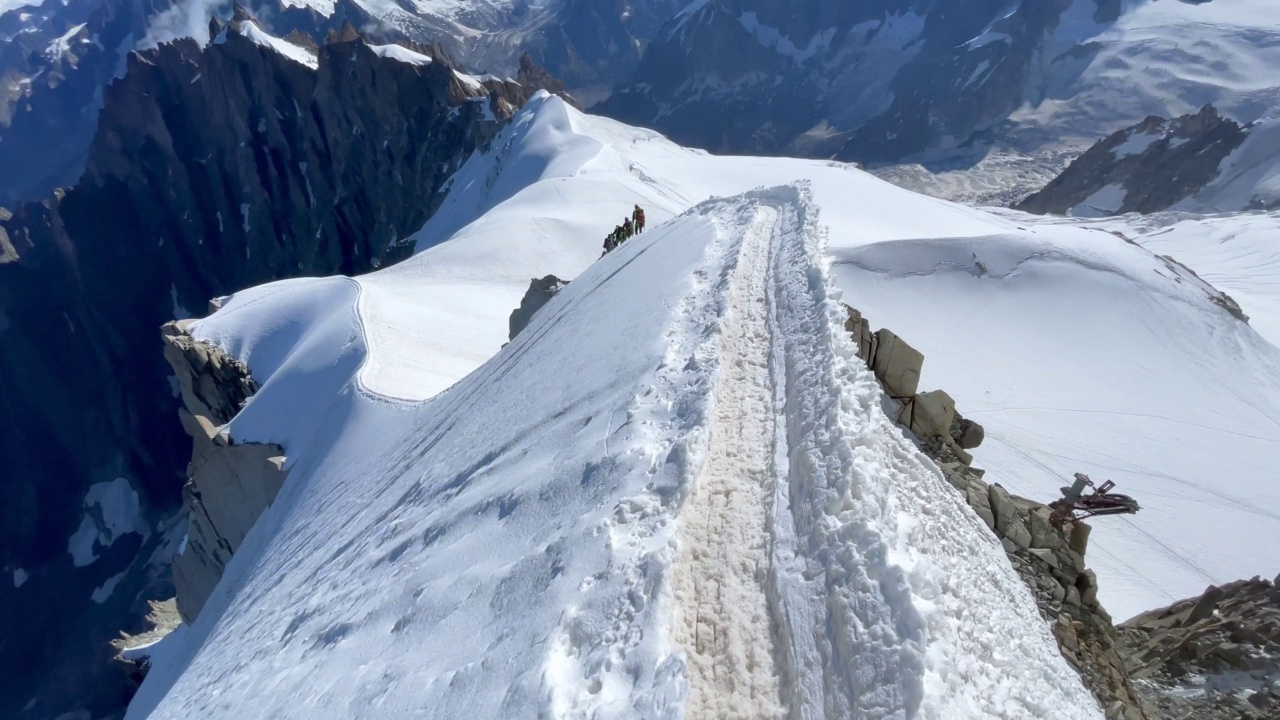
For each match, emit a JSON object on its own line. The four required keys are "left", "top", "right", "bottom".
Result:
{"left": 222, "top": 91, "right": 1280, "bottom": 620}
{"left": 127, "top": 94, "right": 1280, "bottom": 717}
{"left": 131, "top": 180, "right": 1099, "bottom": 718}
{"left": 208, "top": 18, "right": 505, "bottom": 102}
{"left": 215, "top": 19, "right": 318, "bottom": 69}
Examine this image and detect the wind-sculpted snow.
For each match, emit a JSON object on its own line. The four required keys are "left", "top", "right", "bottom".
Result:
{"left": 1123, "top": 212, "right": 1280, "bottom": 348}
{"left": 135, "top": 203, "right": 725, "bottom": 719}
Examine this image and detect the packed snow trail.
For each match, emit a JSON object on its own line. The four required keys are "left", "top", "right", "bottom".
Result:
{"left": 672, "top": 203, "right": 784, "bottom": 719}
{"left": 753, "top": 186, "right": 1101, "bottom": 719}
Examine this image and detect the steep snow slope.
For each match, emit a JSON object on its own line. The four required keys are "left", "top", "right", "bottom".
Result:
{"left": 128, "top": 95, "right": 1280, "bottom": 715}
{"left": 130, "top": 184, "right": 1099, "bottom": 718}
{"left": 1131, "top": 213, "right": 1280, "bottom": 346}
{"left": 827, "top": 222, "right": 1280, "bottom": 619}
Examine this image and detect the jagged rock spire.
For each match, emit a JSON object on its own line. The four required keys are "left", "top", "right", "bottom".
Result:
{"left": 231, "top": 3, "right": 255, "bottom": 23}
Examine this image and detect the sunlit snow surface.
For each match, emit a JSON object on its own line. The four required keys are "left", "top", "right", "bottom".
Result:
{"left": 1016, "top": 0, "right": 1280, "bottom": 146}
{"left": 129, "top": 94, "right": 1280, "bottom": 718}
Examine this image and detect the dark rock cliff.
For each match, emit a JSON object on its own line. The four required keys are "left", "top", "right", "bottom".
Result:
{"left": 0, "top": 18, "right": 555, "bottom": 720}
{"left": 0, "top": 0, "right": 652, "bottom": 204}
{"left": 1016, "top": 106, "right": 1250, "bottom": 216}
{"left": 160, "top": 319, "right": 287, "bottom": 626}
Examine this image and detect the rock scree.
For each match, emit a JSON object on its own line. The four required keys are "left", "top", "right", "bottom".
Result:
{"left": 1117, "top": 576, "right": 1280, "bottom": 720}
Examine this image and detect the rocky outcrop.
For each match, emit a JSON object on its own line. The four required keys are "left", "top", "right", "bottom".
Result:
{"left": 0, "top": 21, "right": 555, "bottom": 720}
{"left": 1016, "top": 106, "right": 1249, "bottom": 216}
{"left": 508, "top": 275, "right": 569, "bottom": 341}
{"left": 110, "top": 597, "right": 181, "bottom": 688}
{"left": 161, "top": 320, "right": 286, "bottom": 623}
{"left": 1117, "top": 576, "right": 1280, "bottom": 720}
{"left": 1153, "top": 253, "right": 1250, "bottom": 324}
{"left": 843, "top": 304, "right": 1151, "bottom": 719}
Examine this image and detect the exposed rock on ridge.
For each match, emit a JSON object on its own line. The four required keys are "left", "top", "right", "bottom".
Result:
{"left": 1118, "top": 576, "right": 1280, "bottom": 720}
{"left": 508, "top": 274, "right": 569, "bottom": 341}
{"left": 161, "top": 319, "right": 285, "bottom": 623}
{"left": 843, "top": 304, "right": 1151, "bottom": 719}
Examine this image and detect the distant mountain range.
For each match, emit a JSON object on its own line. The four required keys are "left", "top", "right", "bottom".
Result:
{"left": 4, "top": 0, "right": 1278, "bottom": 204}
{"left": 598, "top": 0, "right": 1280, "bottom": 164}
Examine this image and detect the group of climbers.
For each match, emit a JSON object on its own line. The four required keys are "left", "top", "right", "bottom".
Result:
{"left": 603, "top": 204, "right": 646, "bottom": 254}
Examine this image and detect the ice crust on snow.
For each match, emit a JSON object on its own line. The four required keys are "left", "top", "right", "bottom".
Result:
{"left": 129, "top": 94, "right": 1280, "bottom": 716}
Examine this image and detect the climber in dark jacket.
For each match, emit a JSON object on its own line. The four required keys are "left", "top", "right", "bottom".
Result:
{"left": 622, "top": 217, "right": 633, "bottom": 240}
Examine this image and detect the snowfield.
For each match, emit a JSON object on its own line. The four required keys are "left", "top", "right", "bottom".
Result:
{"left": 1015, "top": 0, "right": 1280, "bottom": 148}
{"left": 128, "top": 94, "right": 1280, "bottom": 717}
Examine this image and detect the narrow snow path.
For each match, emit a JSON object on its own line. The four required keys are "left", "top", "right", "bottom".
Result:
{"left": 673, "top": 204, "right": 785, "bottom": 718}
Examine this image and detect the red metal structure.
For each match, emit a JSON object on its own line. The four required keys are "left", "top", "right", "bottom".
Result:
{"left": 1050, "top": 473, "right": 1141, "bottom": 523}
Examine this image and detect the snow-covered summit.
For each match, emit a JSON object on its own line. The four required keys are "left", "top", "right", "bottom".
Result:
{"left": 128, "top": 95, "right": 1280, "bottom": 717}
{"left": 216, "top": 17, "right": 318, "bottom": 69}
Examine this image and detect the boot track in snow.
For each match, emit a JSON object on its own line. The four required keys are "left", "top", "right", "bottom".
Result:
{"left": 670, "top": 185, "right": 1100, "bottom": 720}
{"left": 672, "top": 202, "right": 786, "bottom": 719}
